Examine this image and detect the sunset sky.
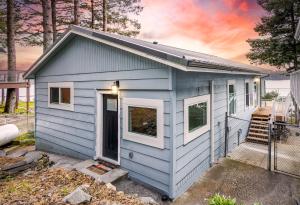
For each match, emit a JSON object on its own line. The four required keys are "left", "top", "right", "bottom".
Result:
{"left": 0, "top": 0, "right": 265, "bottom": 70}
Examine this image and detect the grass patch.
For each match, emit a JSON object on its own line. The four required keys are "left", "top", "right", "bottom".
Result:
{"left": 0, "top": 101, "right": 34, "bottom": 115}
{"left": 12, "top": 132, "right": 35, "bottom": 146}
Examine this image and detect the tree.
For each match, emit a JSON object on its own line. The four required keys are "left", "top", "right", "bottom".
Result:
{"left": 41, "top": 0, "right": 53, "bottom": 51}
{"left": 102, "top": 0, "right": 106, "bottom": 31}
{"left": 4, "top": 0, "right": 16, "bottom": 113}
{"left": 74, "top": 0, "right": 79, "bottom": 25}
{"left": 80, "top": 0, "right": 143, "bottom": 36}
{"left": 247, "top": 0, "right": 300, "bottom": 71}
{"left": 51, "top": 0, "right": 57, "bottom": 41}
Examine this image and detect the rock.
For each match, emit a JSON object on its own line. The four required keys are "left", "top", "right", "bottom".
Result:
{"left": 116, "top": 191, "right": 124, "bottom": 196}
{"left": 105, "top": 183, "right": 116, "bottom": 191}
{"left": 99, "top": 199, "right": 122, "bottom": 205}
{"left": 8, "top": 149, "right": 28, "bottom": 158}
{"left": 139, "top": 197, "right": 158, "bottom": 205}
{"left": 24, "top": 151, "right": 43, "bottom": 164}
{"left": 63, "top": 186, "right": 92, "bottom": 205}
{"left": 78, "top": 184, "right": 90, "bottom": 192}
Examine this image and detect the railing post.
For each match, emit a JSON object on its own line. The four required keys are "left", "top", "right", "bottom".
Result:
{"left": 268, "top": 123, "right": 272, "bottom": 171}
{"left": 1, "top": 89, "right": 4, "bottom": 105}
{"left": 224, "top": 112, "right": 228, "bottom": 157}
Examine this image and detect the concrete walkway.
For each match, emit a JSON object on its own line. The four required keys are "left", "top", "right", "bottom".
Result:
{"left": 173, "top": 159, "right": 300, "bottom": 205}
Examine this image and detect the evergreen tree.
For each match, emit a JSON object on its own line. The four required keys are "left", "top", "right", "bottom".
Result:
{"left": 247, "top": 0, "right": 300, "bottom": 70}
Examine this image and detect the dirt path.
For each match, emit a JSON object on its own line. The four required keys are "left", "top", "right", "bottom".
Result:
{"left": 173, "top": 159, "right": 300, "bottom": 205}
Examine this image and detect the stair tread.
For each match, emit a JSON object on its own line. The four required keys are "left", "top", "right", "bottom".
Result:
{"left": 252, "top": 117, "right": 269, "bottom": 120}
{"left": 247, "top": 136, "right": 268, "bottom": 142}
{"left": 249, "top": 128, "right": 268, "bottom": 132}
{"left": 251, "top": 120, "right": 269, "bottom": 124}
{"left": 248, "top": 132, "right": 268, "bottom": 137}
{"left": 251, "top": 123, "right": 268, "bottom": 127}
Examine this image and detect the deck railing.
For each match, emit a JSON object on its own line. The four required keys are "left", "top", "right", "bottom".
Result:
{"left": 290, "top": 70, "right": 300, "bottom": 109}
{"left": 270, "top": 93, "right": 292, "bottom": 123}
{"left": 0, "top": 70, "right": 26, "bottom": 83}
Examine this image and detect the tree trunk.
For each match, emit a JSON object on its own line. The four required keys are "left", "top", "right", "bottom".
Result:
{"left": 91, "top": 0, "right": 94, "bottom": 28}
{"left": 42, "top": 0, "right": 53, "bottom": 52}
{"left": 102, "top": 0, "right": 107, "bottom": 32}
{"left": 4, "top": 0, "right": 16, "bottom": 113}
{"left": 74, "top": 0, "right": 79, "bottom": 25}
{"left": 51, "top": 0, "right": 57, "bottom": 41}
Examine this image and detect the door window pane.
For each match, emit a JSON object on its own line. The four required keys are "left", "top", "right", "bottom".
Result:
{"left": 61, "top": 88, "right": 71, "bottom": 104}
{"left": 50, "top": 87, "right": 59, "bottom": 104}
{"left": 107, "top": 99, "right": 118, "bottom": 111}
{"left": 188, "top": 102, "right": 207, "bottom": 132}
{"left": 246, "top": 82, "right": 249, "bottom": 107}
{"left": 228, "top": 83, "right": 236, "bottom": 115}
{"left": 128, "top": 106, "right": 157, "bottom": 137}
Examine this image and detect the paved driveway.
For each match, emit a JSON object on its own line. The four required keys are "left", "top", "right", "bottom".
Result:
{"left": 173, "top": 159, "right": 300, "bottom": 205}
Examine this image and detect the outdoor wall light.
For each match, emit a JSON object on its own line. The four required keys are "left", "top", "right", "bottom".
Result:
{"left": 111, "top": 81, "right": 119, "bottom": 94}
{"left": 254, "top": 77, "right": 260, "bottom": 82}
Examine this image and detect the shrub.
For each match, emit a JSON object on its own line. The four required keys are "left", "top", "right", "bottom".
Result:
{"left": 207, "top": 194, "right": 262, "bottom": 205}
{"left": 262, "top": 91, "right": 279, "bottom": 100}
{"left": 208, "top": 194, "right": 237, "bottom": 205}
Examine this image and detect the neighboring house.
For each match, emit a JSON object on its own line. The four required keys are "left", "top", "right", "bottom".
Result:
{"left": 24, "top": 26, "right": 266, "bottom": 199}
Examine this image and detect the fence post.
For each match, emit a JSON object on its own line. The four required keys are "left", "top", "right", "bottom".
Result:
{"left": 268, "top": 123, "right": 272, "bottom": 171}
{"left": 224, "top": 112, "right": 228, "bottom": 157}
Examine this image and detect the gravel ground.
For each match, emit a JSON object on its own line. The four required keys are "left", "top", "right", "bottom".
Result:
{"left": 173, "top": 158, "right": 300, "bottom": 205}
{"left": 115, "top": 179, "right": 171, "bottom": 205}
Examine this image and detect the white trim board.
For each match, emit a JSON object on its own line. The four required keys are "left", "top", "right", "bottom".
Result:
{"left": 184, "top": 94, "right": 211, "bottom": 145}
{"left": 122, "top": 97, "right": 164, "bottom": 149}
{"left": 95, "top": 91, "right": 120, "bottom": 165}
{"left": 48, "top": 82, "right": 74, "bottom": 111}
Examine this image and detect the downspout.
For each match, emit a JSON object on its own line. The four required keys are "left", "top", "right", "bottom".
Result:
{"left": 210, "top": 80, "right": 215, "bottom": 165}
{"left": 169, "top": 68, "right": 177, "bottom": 199}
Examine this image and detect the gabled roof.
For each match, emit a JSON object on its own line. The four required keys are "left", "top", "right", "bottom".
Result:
{"left": 24, "top": 25, "right": 268, "bottom": 79}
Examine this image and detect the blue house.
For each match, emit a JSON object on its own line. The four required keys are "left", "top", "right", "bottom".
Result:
{"left": 24, "top": 26, "right": 266, "bottom": 199}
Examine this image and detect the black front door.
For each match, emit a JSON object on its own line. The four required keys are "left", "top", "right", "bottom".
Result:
{"left": 102, "top": 94, "right": 118, "bottom": 161}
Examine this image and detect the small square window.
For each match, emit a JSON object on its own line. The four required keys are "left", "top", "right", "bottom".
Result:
{"left": 128, "top": 106, "right": 157, "bottom": 137}
{"left": 61, "top": 88, "right": 71, "bottom": 104}
{"left": 48, "top": 82, "right": 74, "bottom": 111}
{"left": 50, "top": 87, "right": 59, "bottom": 104}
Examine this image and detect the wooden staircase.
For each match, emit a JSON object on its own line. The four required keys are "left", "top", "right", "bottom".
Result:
{"left": 246, "top": 113, "right": 270, "bottom": 144}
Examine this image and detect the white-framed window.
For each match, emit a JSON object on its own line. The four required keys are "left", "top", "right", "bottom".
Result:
{"left": 253, "top": 80, "right": 258, "bottom": 107}
{"left": 184, "top": 94, "right": 210, "bottom": 145}
{"left": 48, "top": 82, "right": 74, "bottom": 111}
{"left": 245, "top": 80, "right": 250, "bottom": 108}
{"left": 122, "top": 98, "right": 164, "bottom": 149}
{"left": 228, "top": 80, "right": 236, "bottom": 115}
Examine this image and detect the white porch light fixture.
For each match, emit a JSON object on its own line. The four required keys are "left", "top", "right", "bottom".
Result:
{"left": 111, "top": 81, "right": 119, "bottom": 94}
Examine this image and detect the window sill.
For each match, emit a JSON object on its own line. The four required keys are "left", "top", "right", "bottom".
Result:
{"left": 48, "top": 103, "right": 74, "bottom": 111}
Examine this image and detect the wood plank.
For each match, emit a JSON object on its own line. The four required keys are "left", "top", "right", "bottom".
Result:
{"left": 249, "top": 127, "right": 268, "bottom": 133}
{"left": 248, "top": 132, "right": 268, "bottom": 138}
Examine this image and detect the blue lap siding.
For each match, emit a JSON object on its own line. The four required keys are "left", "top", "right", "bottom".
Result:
{"left": 33, "top": 34, "right": 261, "bottom": 199}
{"left": 173, "top": 70, "right": 258, "bottom": 197}
{"left": 35, "top": 36, "right": 173, "bottom": 195}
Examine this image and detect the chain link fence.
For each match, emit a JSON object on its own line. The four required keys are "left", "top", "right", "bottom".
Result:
{"left": 273, "top": 122, "right": 300, "bottom": 177}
